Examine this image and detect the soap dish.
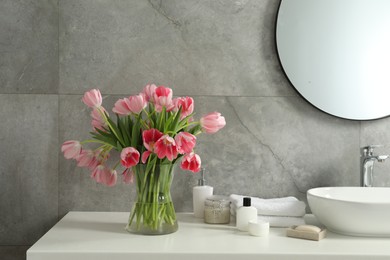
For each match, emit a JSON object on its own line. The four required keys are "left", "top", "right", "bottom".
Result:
{"left": 286, "top": 225, "right": 327, "bottom": 241}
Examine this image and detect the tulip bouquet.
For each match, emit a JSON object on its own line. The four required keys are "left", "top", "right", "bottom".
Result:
{"left": 62, "top": 84, "right": 225, "bottom": 234}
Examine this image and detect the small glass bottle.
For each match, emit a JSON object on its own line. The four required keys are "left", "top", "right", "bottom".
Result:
{"left": 204, "top": 195, "right": 231, "bottom": 224}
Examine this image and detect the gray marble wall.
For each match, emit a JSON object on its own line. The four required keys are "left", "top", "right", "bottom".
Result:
{"left": 2, "top": 0, "right": 390, "bottom": 259}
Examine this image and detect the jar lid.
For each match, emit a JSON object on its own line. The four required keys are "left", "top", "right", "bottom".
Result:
{"left": 205, "top": 195, "right": 231, "bottom": 207}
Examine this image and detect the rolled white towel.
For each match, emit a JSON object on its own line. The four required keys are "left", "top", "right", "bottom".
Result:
{"left": 229, "top": 194, "right": 306, "bottom": 217}
{"left": 257, "top": 215, "right": 305, "bottom": 227}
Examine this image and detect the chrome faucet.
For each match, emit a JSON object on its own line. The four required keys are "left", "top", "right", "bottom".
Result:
{"left": 361, "top": 145, "right": 389, "bottom": 187}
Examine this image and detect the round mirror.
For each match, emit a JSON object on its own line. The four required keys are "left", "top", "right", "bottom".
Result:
{"left": 276, "top": 0, "right": 390, "bottom": 120}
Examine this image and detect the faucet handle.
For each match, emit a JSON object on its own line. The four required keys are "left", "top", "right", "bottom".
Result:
{"left": 363, "top": 145, "right": 383, "bottom": 156}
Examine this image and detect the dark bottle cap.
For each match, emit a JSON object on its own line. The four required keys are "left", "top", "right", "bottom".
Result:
{"left": 243, "top": 197, "right": 251, "bottom": 207}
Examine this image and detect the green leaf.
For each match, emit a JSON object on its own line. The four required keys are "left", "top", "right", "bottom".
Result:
{"left": 117, "top": 114, "right": 130, "bottom": 147}
{"left": 126, "top": 115, "right": 133, "bottom": 133}
{"left": 105, "top": 113, "right": 125, "bottom": 147}
{"left": 174, "top": 112, "right": 196, "bottom": 133}
{"left": 92, "top": 134, "right": 117, "bottom": 147}
{"left": 170, "top": 106, "right": 182, "bottom": 134}
{"left": 163, "top": 107, "right": 180, "bottom": 133}
{"left": 131, "top": 115, "right": 141, "bottom": 148}
{"left": 94, "top": 128, "right": 112, "bottom": 138}
{"left": 148, "top": 104, "right": 157, "bottom": 128}
{"left": 157, "top": 106, "right": 166, "bottom": 132}
{"left": 117, "top": 140, "right": 123, "bottom": 151}
{"left": 90, "top": 130, "right": 116, "bottom": 144}
{"left": 164, "top": 113, "right": 174, "bottom": 132}
{"left": 188, "top": 124, "right": 202, "bottom": 135}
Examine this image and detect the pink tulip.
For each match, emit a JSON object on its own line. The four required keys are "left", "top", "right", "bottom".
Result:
{"left": 142, "top": 128, "right": 163, "bottom": 152}
{"left": 122, "top": 168, "right": 134, "bottom": 184}
{"left": 91, "top": 107, "right": 108, "bottom": 131}
{"left": 154, "top": 135, "right": 178, "bottom": 161}
{"left": 102, "top": 169, "right": 117, "bottom": 187}
{"left": 173, "top": 97, "right": 194, "bottom": 120}
{"left": 142, "top": 83, "right": 157, "bottom": 102}
{"left": 200, "top": 112, "right": 226, "bottom": 134}
{"left": 175, "top": 132, "right": 196, "bottom": 154}
{"left": 128, "top": 94, "right": 147, "bottom": 114}
{"left": 180, "top": 152, "right": 201, "bottom": 173}
{"left": 91, "top": 165, "right": 106, "bottom": 183}
{"left": 82, "top": 89, "right": 102, "bottom": 108}
{"left": 76, "top": 149, "right": 97, "bottom": 169}
{"left": 91, "top": 165, "right": 117, "bottom": 186}
{"left": 153, "top": 86, "right": 174, "bottom": 112}
{"left": 112, "top": 98, "right": 132, "bottom": 115}
{"left": 61, "top": 140, "right": 82, "bottom": 159}
{"left": 113, "top": 95, "right": 146, "bottom": 115}
{"left": 120, "top": 147, "right": 140, "bottom": 168}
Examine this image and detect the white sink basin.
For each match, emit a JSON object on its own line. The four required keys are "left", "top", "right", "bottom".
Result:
{"left": 307, "top": 187, "right": 390, "bottom": 237}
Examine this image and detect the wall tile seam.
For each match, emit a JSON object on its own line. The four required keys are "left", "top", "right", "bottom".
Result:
{"left": 57, "top": 0, "right": 61, "bottom": 223}
{"left": 57, "top": 95, "right": 61, "bottom": 222}
{"left": 0, "top": 91, "right": 60, "bottom": 95}
{"left": 225, "top": 96, "right": 305, "bottom": 195}
{"left": 0, "top": 93, "right": 59, "bottom": 97}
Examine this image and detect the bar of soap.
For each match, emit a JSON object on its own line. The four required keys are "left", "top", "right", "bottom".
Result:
{"left": 295, "top": 225, "right": 321, "bottom": 233}
{"left": 286, "top": 225, "right": 327, "bottom": 241}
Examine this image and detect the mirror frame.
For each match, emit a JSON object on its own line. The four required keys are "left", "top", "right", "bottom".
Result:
{"left": 275, "top": 0, "right": 390, "bottom": 120}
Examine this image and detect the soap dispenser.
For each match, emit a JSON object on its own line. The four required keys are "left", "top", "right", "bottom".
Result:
{"left": 193, "top": 168, "right": 213, "bottom": 218}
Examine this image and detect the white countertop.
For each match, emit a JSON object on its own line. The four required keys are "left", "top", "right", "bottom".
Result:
{"left": 27, "top": 212, "right": 390, "bottom": 260}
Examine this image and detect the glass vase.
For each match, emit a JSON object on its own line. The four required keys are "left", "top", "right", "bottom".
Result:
{"left": 126, "top": 162, "right": 178, "bottom": 235}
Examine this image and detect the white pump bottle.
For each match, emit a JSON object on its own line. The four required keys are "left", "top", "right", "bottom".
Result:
{"left": 193, "top": 168, "right": 213, "bottom": 218}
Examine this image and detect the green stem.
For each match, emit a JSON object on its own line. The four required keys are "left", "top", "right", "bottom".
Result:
{"left": 194, "top": 130, "right": 202, "bottom": 136}
{"left": 112, "top": 160, "right": 121, "bottom": 170}
{"left": 99, "top": 108, "right": 125, "bottom": 147}
{"left": 140, "top": 119, "right": 150, "bottom": 130}
{"left": 80, "top": 139, "right": 112, "bottom": 146}
{"left": 175, "top": 121, "right": 199, "bottom": 132}
{"left": 127, "top": 162, "right": 177, "bottom": 232}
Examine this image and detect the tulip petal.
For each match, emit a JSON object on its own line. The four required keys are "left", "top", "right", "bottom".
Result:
{"left": 141, "top": 151, "right": 152, "bottom": 164}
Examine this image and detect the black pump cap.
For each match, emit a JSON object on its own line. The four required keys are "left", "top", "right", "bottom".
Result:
{"left": 243, "top": 197, "right": 251, "bottom": 207}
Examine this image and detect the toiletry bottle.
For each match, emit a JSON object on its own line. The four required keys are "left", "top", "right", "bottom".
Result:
{"left": 236, "top": 197, "right": 257, "bottom": 231}
{"left": 193, "top": 168, "right": 213, "bottom": 218}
